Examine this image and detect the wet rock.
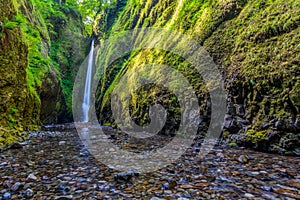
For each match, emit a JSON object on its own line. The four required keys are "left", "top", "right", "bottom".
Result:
{"left": 3, "top": 192, "right": 11, "bottom": 199}
{"left": 9, "top": 142, "right": 23, "bottom": 149}
{"left": 165, "top": 180, "right": 177, "bottom": 189}
{"left": 59, "top": 141, "right": 66, "bottom": 145}
{"left": 293, "top": 148, "right": 300, "bottom": 156}
{"left": 287, "top": 180, "right": 300, "bottom": 189}
{"left": 244, "top": 193, "right": 255, "bottom": 198}
{"left": 235, "top": 104, "right": 245, "bottom": 116}
{"left": 206, "top": 176, "right": 216, "bottom": 182}
{"left": 27, "top": 173, "right": 37, "bottom": 181}
{"left": 74, "top": 190, "right": 84, "bottom": 194}
{"left": 223, "top": 115, "right": 241, "bottom": 133}
{"left": 24, "top": 189, "right": 34, "bottom": 198}
{"left": 41, "top": 124, "right": 75, "bottom": 132}
{"left": 150, "top": 197, "right": 164, "bottom": 200}
{"left": 279, "top": 133, "right": 299, "bottom": 153}
{"left": 217, "top": 176, "right": 233, "bottom": 183}
{"left": 238, "top": 155, "right": 248, "bottom": 164}
{"left": 216, "top": 152, "right": 224, "bottom": 158}
{"left": 54, "top": 195, "right": 74, "bottom": 200}
{"left": 294, "top": 117, "right": 300, "bottom": 130}
{"left": 178, "top": 178, "right": 188, "bottom": 184}
{"left": 262, "top": 185, "right": 272, "bottom": 192}
{"left": 228, "top": 134, "right": 251, "bottom": 147}
{"left": 163, "top": 182, "right": 169, "bottom": 189}
{"left": 273, "top": 188, "right": 300, "bottom": 199}
{"left": 0, "top": 161, "right": 9, "bottom": 166}
{"left": 194, "top": 182, "right": 209, "bottom": 188}
{"left": 286, "top": 169, "right": 298, "bottom": 177}
{"left": 262, "top": 193, "right": 278, "bottom": 200}
{"left": 181, "top": 193, "right": 192, "bottom": 198}
{"left": 11, "top": 182, "right": 22, "bottom": 191}
{"left": 1, "top": 127, "right": 300, "bottom": 199}
{"left": 114, "top": 169, "right": 139, "bottom": 183}
{"left": 76, "top": 177, "right": 86, "bottom": 182}
{"left": 275, "top": 118, "right": 286, "bottom": 131}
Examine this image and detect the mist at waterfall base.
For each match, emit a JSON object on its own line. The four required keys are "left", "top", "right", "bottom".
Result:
{"left": 82, "top": 40, "right": 94, "bottom": 122}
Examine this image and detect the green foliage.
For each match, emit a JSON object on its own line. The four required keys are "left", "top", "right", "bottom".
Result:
{"left": 17, "top": 0, "right": 87, "bottom": 118}
{"left": 246, "top": 129, "right": 268, "bottom": 143}
{"left": 79, "top": 0, "right": 103, "bottom": 21}
{"left": 95, "top": 0, "right": 299, "bottom": 141}
{"left": 18, "top": 11, "right": 50, "bottom": 101}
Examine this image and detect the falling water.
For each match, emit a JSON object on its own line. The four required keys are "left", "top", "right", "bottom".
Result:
{"left": 82, "top": 40, "right": 94, "bottom": 122}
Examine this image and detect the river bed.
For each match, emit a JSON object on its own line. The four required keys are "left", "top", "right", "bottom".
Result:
{"left": 0, "top": 126, "right": 299, "bottom": 199}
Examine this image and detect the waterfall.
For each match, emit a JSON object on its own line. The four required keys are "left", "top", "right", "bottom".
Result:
{"left": 82, "top": 40, "right": 94, "bottom": 122}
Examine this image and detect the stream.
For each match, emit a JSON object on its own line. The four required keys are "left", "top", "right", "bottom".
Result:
{"left": 0, "top": 125, "right": 299, "bottom": 199}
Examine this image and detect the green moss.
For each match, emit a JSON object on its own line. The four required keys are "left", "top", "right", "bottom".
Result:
{"left": 229, "top": 142, "right": 238, "bottom": 147}
{"left": 94, "top": 0, "right": 299, "bottom": 142}
{"left": 246, "top": 129, "right": 268, "bottom": 143}
{"left": 223, "top": 131, "right": 230, "bottom": 138}
{"left": 10, "top": 108, "right": 18, "bottom": 115}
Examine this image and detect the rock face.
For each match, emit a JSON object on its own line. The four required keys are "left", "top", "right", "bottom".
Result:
{"left": 0, "top": 0, "right": 88, "bottom": 146}
{"left": 39, "top": 69, "right": 66, "bottom": 125}
{"left": 0, "top": 0, "right": 38, "bottom": 145}
{"left": 94, "top": 0, "right": 300, "bottom": 154}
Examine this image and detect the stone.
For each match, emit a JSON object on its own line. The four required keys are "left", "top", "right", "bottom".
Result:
{"left": 9, "top": 142, "right": 23, "bottom": 149}
{"left": 3, "top": 192, "right": 11, "bottom": 199}
{"left": 11, "top": 182, "right": 22, "bottom": 191}
{"left": 244, "top": 193, "right": 255, "bottom": 198}
{"left": 238, "top": 155, "right": 248, "bottom": 164}
{"left": 76, "top": 177, "right": 86, "bottom": 182}
{"left": 24, "top": 189, "right": 34, "bottom": 198}
{"left": 54, "top": 195, "right": 74, "bottom": 200}
{"left": 27, "top": 173, "right": 37, "bottom": 181}
{"left": 59, "top": 141, "right": 66, "bottom": 145}
{"left": 114, "top": 169, "right": 139, "bottom": 183}
{"left": 168, "top": 180, "right": 177, "bottom": 189}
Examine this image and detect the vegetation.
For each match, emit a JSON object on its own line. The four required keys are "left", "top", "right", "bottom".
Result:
{"left": 0, "top": 0, "right": 88, "bottom": 146}
{"left": 0, "top": 0, "right": 299, "bottom": 154}
{"left": 95, "top": 0, "right": 300, "bottom": 153}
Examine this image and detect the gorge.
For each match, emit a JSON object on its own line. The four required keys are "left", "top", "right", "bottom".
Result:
{"left": 0, "top": 0, "right": 299, "bottom": 198}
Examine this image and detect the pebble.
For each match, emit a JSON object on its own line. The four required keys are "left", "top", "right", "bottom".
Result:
{"left": 238, "top": 155, "right": 249, "bottom": 163}
{"left": 54, "top": 195, "right": 73, "bottom": 200}
{"left": 76, "top": 177, "right": 86, "bottom": 182}
{"left": 27, "top": 173, "right": 37, "bottom": 181}
{"left": 11, "top": 182, "right": 22, "bottom": 191}
{"left": 262, "top": 185, "right": 272, "bottom": 192}
{"left": 3, "top": 192, "right": 11, "bottom": 199}
{"left": 59, "top": 141, "right": 66, "bottom": 145}
{"left": 0, "top": 129, "right": 299, "bottom": 199}
{"left": 24, "top": 189, "right": 34, "bottom": 198}
{"left": 244, "top": 193, "right": 255, "bottom": 198}
{"left": 262, "top": 193, "right": 278, "bottom": 200}
{"left": 9, "top": 142, "right": 23, "bottom": 149}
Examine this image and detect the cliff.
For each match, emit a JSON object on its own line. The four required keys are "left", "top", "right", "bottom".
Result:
{"left": 94, "top": 0, "right": 300, "bottom": 155}
{"left": 0, "top": 0, "right": 88, "bottom": 147}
